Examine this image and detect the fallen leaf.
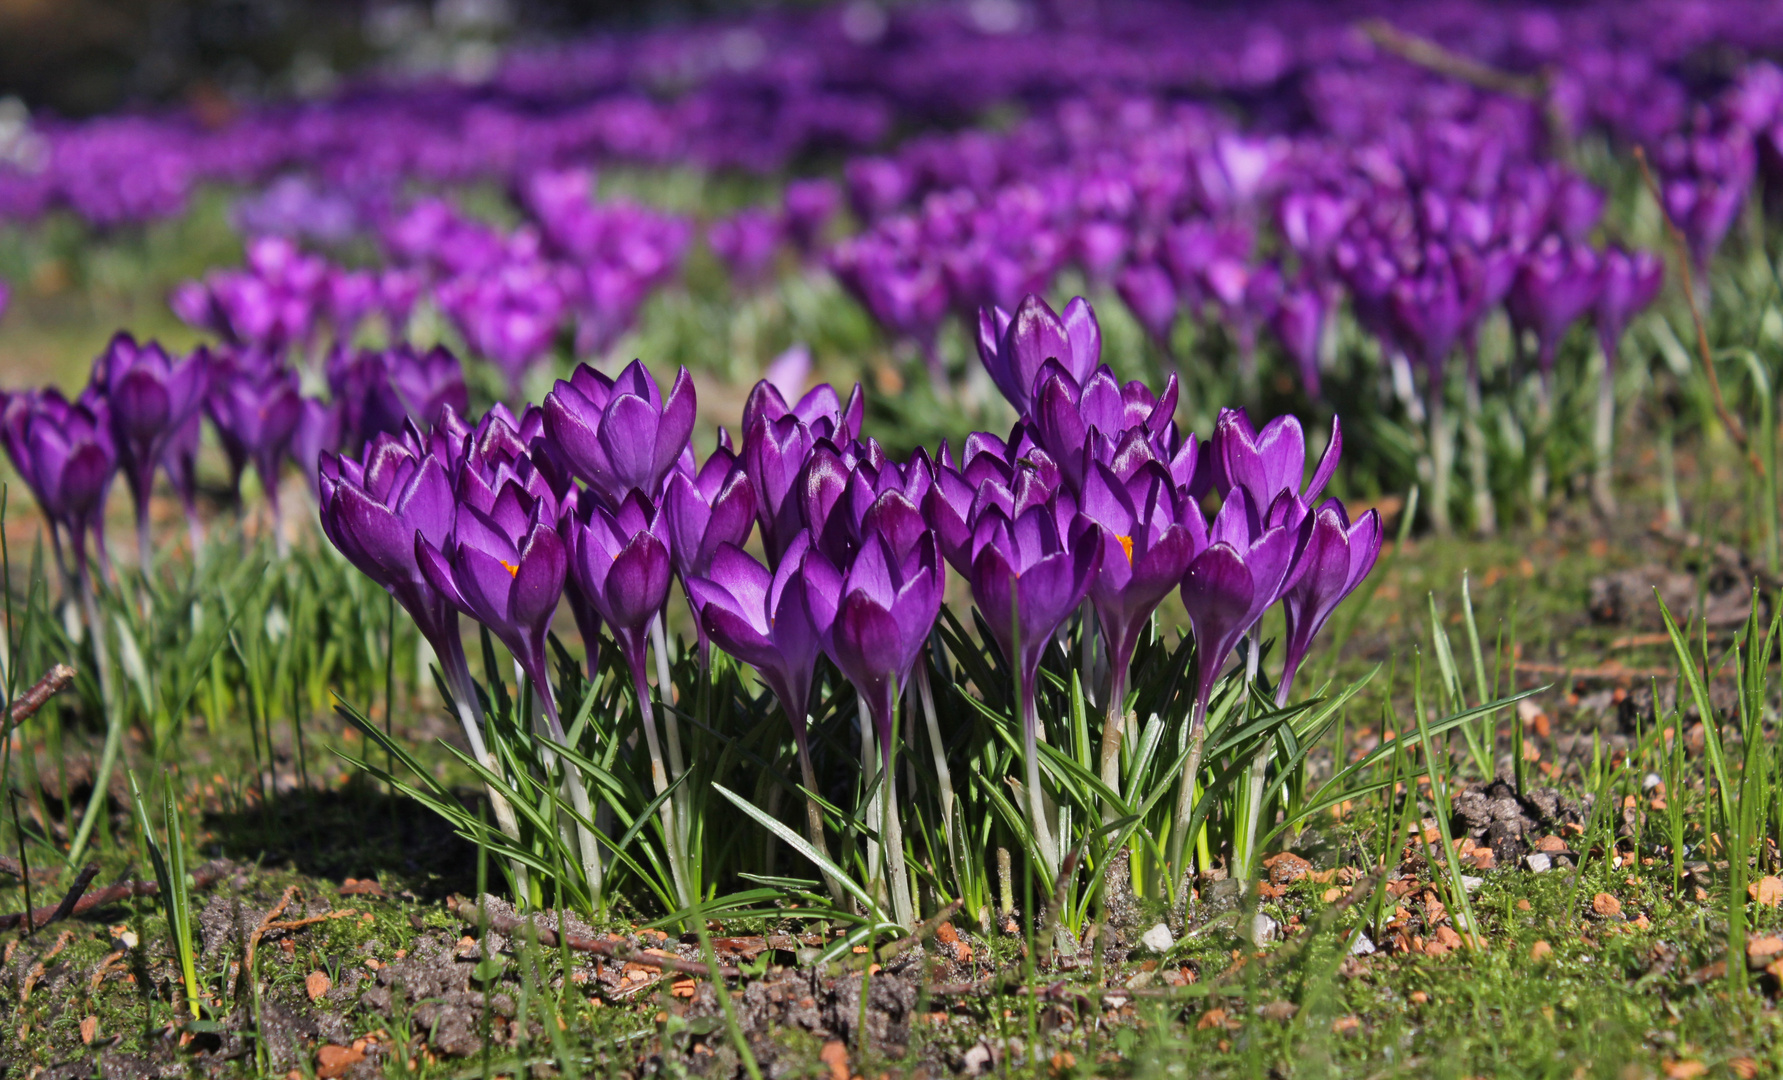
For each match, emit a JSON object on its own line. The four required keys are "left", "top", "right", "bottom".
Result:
{"left": 80, "top": 1016, "right": 97, "bottom": 1045}
{"left": 819, "top": 1040, "right": 850, "bottom": 1080}
{"left": 338, "top": 878, "right": 386, "bottom": 898}
{"left": 317, "top": 1044, "right": 365, "bottom": 1079}
{"left": 1321, "top": 886, "right": 1344, "bottom": 903}
{"left": 1592, "top": 893, "right": 1622, "bottom": 918}
{"left": 1752, "top": 876, "right": 1783, "bottom": 908}
{"left": 1049, "top": 1051, "right": 1077, "bottom": 1074}
{"left": 1530, "top": 941, "right": 1552, "bottom": 962}
{"left": 670, "top": 978, "right": 697, "bottom": 998}
{"left": 1665, "top": 1061, "right": 1707, "bottom": 1079}
{"left": 1331, "top": 1015, "right": 1360, "bottom": 1036}
{"left": 306, "top": 972, "right": 331, "bottom": 1001}
{"left": 1196, "top": 1008, "right": 1228, "bottom": 1030}
{"left": 1731, "top": 1058, "right": 1759, "bottom": 1079}
{"left": 935, "top": 922, "right": 959, "bottom": 945}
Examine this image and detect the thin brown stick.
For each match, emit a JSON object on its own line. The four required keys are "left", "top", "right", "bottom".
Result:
{"left": 448, "top": 897, "right": 738, "bottom": 978}
{"left": 1358, "top": 20, "right": 1572, "bottom": 161}
{"left": 21, "top": 863, "right": 99, "bottom": 937}
{"left": 1633, "top": 144, "right": 1761, "bottom": 475}
{"left": 242, "top": 884, "right": 299, "bottom": 976}
{"left": 1359, "top": 20, "right": 1543, "bottom": 99}
{"left": 2, "top": 663, "right": 76, "bottom": 738}
{"left": 0, "top": 860, "right": 230, "bottom": 931}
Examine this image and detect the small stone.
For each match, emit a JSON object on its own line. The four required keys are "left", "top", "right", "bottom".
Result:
{"left": 1349, "top": 932, "right": 1376, "bottom": 956}
{"left": 1592, "top": 893, "right": 1622, "bottom": 918}
{"left": 1250, "top": 914, "right": 1279, "bottom": 944}
{"left": 306, "top": 971, "right": 331, "bottom": 1001}
{"left": 1140, "top": 923, "right": 1174, "bottom": 953}
{"left": 1535, "top": 835, "right": 1567, "bottom": 853}
{"left": 1525, "top": 853, "right": 1552, "bottom": 873}
{"left": 1460, "top": 875, "right": 1483, "bottom": 892}
{"left": 1530, "top": 940, "right": 1552, "bottom": 961}
{"left": 962, "top": 1043, "right": 994, "bottom": 1075}
{"left": 80, "top": 1016, "right": 97, "bottom": 1045}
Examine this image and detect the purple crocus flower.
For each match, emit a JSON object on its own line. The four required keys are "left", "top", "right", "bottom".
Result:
{"left": 802, "top": 508, "right": 945, "bottom": 763}
{"left": 1269, "top": 280, "right": 1325, "bottom": 396}
{"left": 1595, "top": 247, "right": 1665, "bottom": 363}
{"left": 1116, "top": 263, "right": 1180, "bottom": 355}
{"left": 1210, "top": 407, "right": 1340, "bottom": 519}
{"left": 976, "top": 294, "right": 1101, "bottom": 415}
{"left": 965, "top": 501, "right": 1102, "bottom": 871}
{"left": 417, "top": 457, "right": 568, "bottom": 722}
{"left": 1276, "top": 501, "right": 1381, "bottom": 704}
{"left": 709, "top": 208, "right": 782, "bottom": 288}
{"left": 687, "top": 531, "right": 822, "bottom": 736}
{"left": 562, "top": 489, "right": 673, "bottom": 695}
{"left": 782, "top": 179, "right": 839, "bottom": 254}
{"left": 318, "top": 427, "right": 470, "bottom": 714}
{"left": 205, "top": 350, "right": 304, "bottom": 524}
{"left": 544, "top": 360, "right": 696, "bottom": 505}
{"left": 1073, "top": 460, "right": 1197, "bottom": 783}
{"left": 1171, "top": 487, "right": 1304, "bottom": 867}
{"left": 90, "top": 333, "right": 208, "bottom": 566}
{"left": 0, "top": 387, "right": 117, "bottom": 581}
{"left": 663, "top": 447, "right": 754, "bottom": 665}
{"left": 1506, "top": 236, "right": 1603, "bottom": 379}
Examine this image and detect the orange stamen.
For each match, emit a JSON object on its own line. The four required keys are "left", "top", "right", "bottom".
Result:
{"left": 1116, "top": 534, "right": 1134, "bottom": 564}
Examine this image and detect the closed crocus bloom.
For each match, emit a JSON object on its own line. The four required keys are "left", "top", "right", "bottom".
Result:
{"left": 160, "top": 410, "right": 205, "bottom": 550}
{"left": 562, "top": 490, "right": 673, "bottom": 679}
{"left": 290, "top": 397, "right": 342, "bottom": 496}
{"left": 418, "top": 470, "right": 567, "bottom": 713}
{"left": 1116, "top": 262, "right": 1180, "bottom": 352}
{"left": 1270, "top": 281, "right": 1325, "bottom": 396}
{"left": 740, "top": 378, "right": 864, "bottom": 446}
{"left": 743, "top": 411, "right": 818, "bottom": 565}
{"left": 709, "top": 208, "right": 781, "bottom": 287}
{"left": 0, "top": 388, "right": 117, "bottom": 577}
{"left": 205, "top": 351, "right": 304, "bottom": 520}
{"left": 91, "top": 333, "right": 208, "bottom": 564}
{"left": 1277, "top": 500, "right": 1381, "bottom": 703}
{"left": 687, "top": 531, "right": 821, "bottom": 734}
{"left": 663, "top": 451, "right": 754, "bottom": 664}
{"left": 1211, "top": 407, "right": 1340, "bottom": 519}
{"left": 1595, "top": 247, "right": 1664, "bottom": 362}
{"left": 544, "top": 360, "right": 696, "bottom": 505}
{"left": 318, "top": 426, "right": 457, "bottom": 653}
{"left": 1075, "top": 460, "right": 1198, "bottom": 698}
{"left": 976, "top": 294, "right": 1101, "bottom": 416}
{"left": 803, "top": 527, "right": 944, "bottom": 761}
{"left": 1506, "top": 236, "right": 1603, "bottom": 375}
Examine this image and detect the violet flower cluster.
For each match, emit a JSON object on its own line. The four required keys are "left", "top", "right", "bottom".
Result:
{"left": 310, "top": 292, "right": 1379, "bottom": 898}
{"left": 0, "top": 330, "right": 471, "bottom": 576}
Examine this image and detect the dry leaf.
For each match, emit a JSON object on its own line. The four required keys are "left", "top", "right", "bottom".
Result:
{"left": 316, "top": 1044, "right": 365, "bottom": 1079}
{"left": 1751, "top": 876, "right": 1783, "bottom": 908}
{"left": 819, "top": 1040, "right": 850, "bottom": 1080}
{"left": 306, "top": 971, "right": 331, "bottom": 1001}
{"left": 79, "top": 1016, "right": 97, "bottom": 1045}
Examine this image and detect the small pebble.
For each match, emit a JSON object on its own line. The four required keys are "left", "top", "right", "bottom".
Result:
{"left": 1140, "top": 923, "right": 1174, "bottom": 952}
{"left": 1526, "top": 853, "right": 1552, "bottom": 873}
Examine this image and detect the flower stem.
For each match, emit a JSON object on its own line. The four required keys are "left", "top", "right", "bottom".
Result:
{"left": 66, "top": 562, "right": 123, "bottom": 866}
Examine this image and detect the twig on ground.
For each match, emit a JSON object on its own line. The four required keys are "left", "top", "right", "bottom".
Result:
{"left": 1, "top": 664, "right": 77, "bottom": 740}
{"left": 0, "top": 860, "right": 231, "bottom": 931}
{"left": 448, "top": 897, "right": 739, "bottom": 978}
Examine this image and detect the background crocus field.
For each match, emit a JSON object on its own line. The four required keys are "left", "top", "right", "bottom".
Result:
{"left": 7, "top": 1, "right": 1783, "bottom": 1076}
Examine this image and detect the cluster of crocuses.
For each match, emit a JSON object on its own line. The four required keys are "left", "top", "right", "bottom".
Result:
{"left": 173, "top": 174, "right": 694, "bottom": 397}
{"left": 314, "top": 292, "right": 1380, "bottom": 914}
{"left": 7, "top": 1, "right": 1783, "bottom": 233}
{"left": 0, "top": 331, "right": 470, "bottom": 592}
